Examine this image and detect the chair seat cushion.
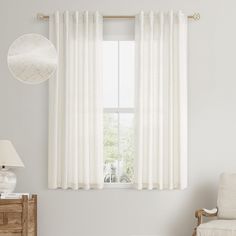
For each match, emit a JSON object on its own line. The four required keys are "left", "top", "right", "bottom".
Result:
{"left": 197, "top": 220, "right": 236, "bottom": 236}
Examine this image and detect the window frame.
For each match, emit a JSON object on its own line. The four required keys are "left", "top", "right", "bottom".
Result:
{"left": 103, "top": 40, "right": 135, "bottom": 188}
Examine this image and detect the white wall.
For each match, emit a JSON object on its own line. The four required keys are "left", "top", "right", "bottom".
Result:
{"left": 1, "top": 0, "right": 236, "bottom": 236}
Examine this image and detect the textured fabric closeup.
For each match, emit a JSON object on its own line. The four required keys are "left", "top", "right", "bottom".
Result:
{"left": 8, "top": 33, "right": 57, "bottom": 84}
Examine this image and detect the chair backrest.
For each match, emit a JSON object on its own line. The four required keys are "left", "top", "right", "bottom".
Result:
{"left": 217, "top": 173, "right": 236, "bottom": 219}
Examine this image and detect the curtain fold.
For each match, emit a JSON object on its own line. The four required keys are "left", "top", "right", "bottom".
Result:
{"left": 135, "top": 11, "right": 188, "bottom": 190}
{"left": 48, "top": 11, "right": 103, "bottom": 190}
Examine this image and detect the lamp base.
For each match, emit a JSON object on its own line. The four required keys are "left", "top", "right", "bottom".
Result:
{"left": 0, "top": 168, "right": 16, "bottom": 193}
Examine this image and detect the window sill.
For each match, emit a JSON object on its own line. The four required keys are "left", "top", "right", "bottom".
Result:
{"left": 104, "top": 183, "right": 134, "bottom": 189}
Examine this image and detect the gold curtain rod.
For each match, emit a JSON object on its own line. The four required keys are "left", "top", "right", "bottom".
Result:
{"left": 37, "top": 12, "right": 200, "bottom": 21}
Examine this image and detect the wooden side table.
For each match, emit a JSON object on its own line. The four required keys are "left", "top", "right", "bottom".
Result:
{"left": 0, "top": 194, "right": 37, "bottom": 236}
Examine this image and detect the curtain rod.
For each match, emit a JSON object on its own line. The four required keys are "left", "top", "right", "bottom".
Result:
{"left": 37, "top": 12, "right": 200, "bottom": 21}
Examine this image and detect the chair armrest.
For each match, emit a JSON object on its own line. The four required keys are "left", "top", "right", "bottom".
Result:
{"left": 195, "top": 208, "right": 218, "bottom": 225}
{"left": 201, "top": 208, "right": 218, "bottom": 215}
{"left": 192, "top": 208, "right": 218, "bottom": 236}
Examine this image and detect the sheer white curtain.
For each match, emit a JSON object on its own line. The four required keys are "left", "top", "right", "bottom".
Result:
{"left": 48, "top": 11, "right": 103, "bottom": 190}
{"left": 135, "top": 11, "right": 188, "bottom": 190}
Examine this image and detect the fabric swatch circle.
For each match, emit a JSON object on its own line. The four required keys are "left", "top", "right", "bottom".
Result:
{"left": 8, "top": 33, "right": 57, "bottom": 84}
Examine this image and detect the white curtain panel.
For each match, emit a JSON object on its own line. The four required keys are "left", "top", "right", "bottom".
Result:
{"left": 135, "top": 11, "right": 188, "bottom": 190}
{"left": 48, "top": 11, "right": 103, "bottom": 190}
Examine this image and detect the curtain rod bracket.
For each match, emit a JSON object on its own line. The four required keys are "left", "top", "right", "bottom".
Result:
{"left": 188, "top": 13, "right": 200, "bottom": 20}
{"left": 37, "top": 13, "right": 49, "bottom": 20}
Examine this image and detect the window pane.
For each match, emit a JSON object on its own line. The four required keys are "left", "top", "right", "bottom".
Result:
{"left": 103, "top": 113, "right": 134, "bottom": 183}
{"left": 103, "top": 41, "right": 118, "bottom": 108}
{"left": 103, "top": 40, "right": 135, "bottom": 185}
{"left": 104, "top": 113, "right": 119, "bottom": 183}
{"left": 119, "top": 41, "right": 135, "bottom": 108}
{"left": 119, "top": 114, "right": 134, "bottom": 183}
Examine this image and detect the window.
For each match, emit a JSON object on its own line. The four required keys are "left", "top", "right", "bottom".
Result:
{"left": 103, "top": 41, "right": 135, "bottom": 185}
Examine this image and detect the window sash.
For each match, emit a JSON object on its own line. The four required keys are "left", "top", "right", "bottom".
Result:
{"left": 103, "top": 40, "right": 135, "bottom": 186}
{"left": 103, "top": 111, "right": 135, "bottom": 185}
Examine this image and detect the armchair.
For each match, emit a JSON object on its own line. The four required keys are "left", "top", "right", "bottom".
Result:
{"left": 193, "top": 173, "right": 236, "bottom": 236}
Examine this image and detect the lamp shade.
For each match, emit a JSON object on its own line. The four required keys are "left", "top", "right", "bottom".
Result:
{"left": 0, "top": 140, "right": 24, "bottom": 168}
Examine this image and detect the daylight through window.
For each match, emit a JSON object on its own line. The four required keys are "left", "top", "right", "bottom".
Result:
{"left": 103, "top": 41, "right": 135, "bottom": 184}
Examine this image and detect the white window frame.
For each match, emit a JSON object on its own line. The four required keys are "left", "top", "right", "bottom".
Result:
{"left": 103, "top": 40, "right": 135, "bottom": 188}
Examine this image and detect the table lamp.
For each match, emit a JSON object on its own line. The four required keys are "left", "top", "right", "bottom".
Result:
{"left": 0, "top": 140, "right": 24, "bottom": 193}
